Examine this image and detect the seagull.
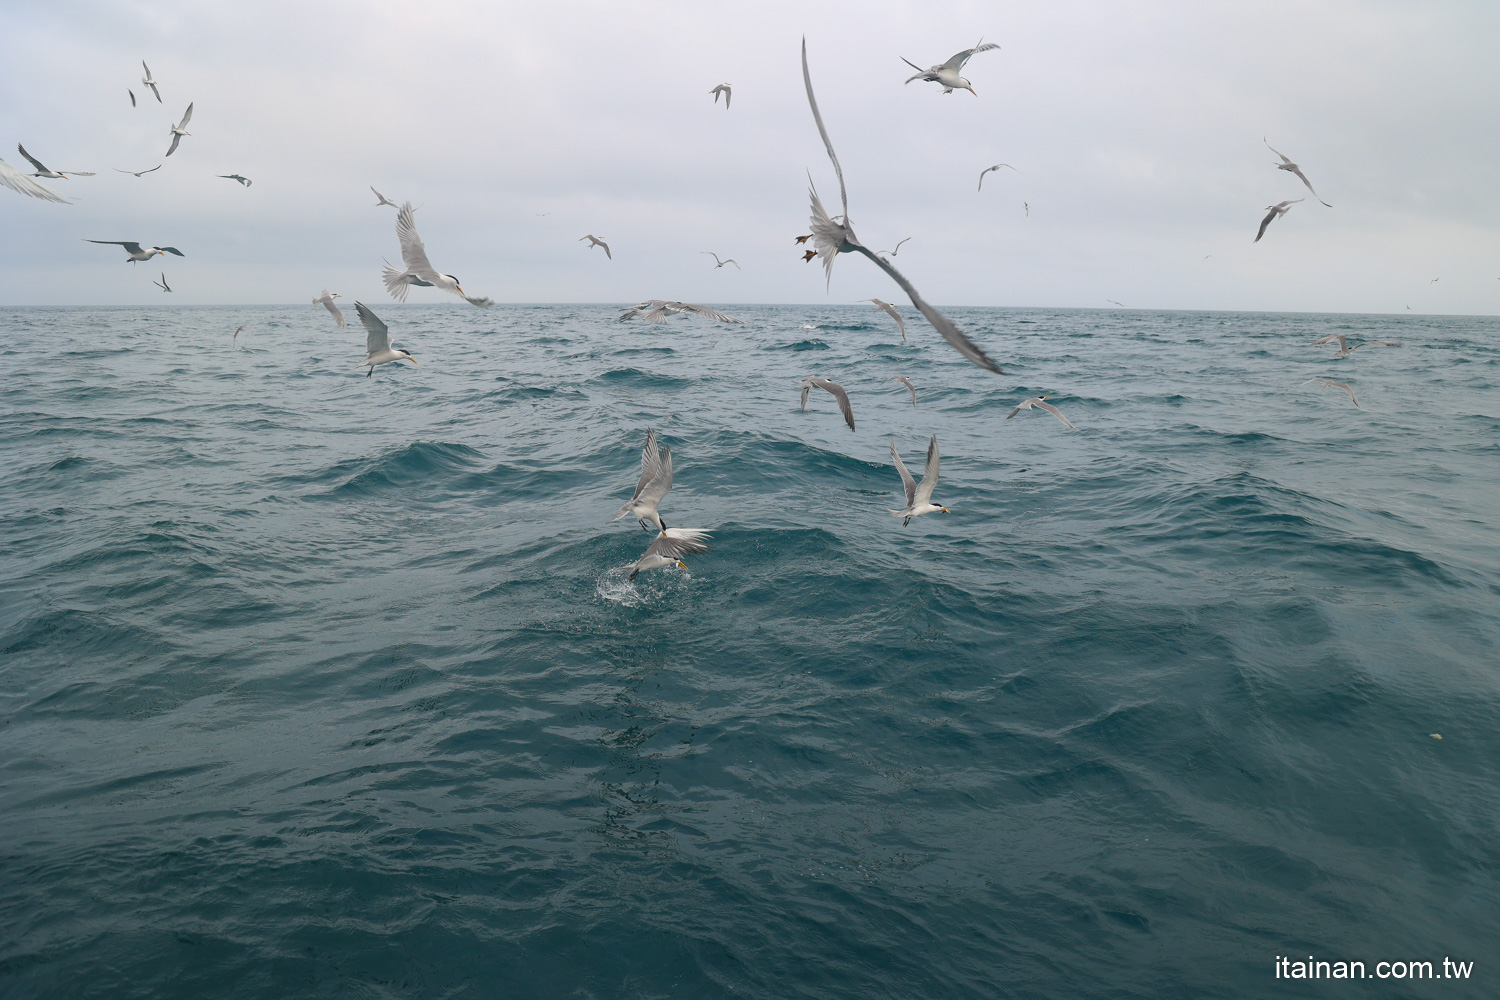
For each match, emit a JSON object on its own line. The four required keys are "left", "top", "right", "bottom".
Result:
{"left": 153, "top": 272, "right": 172, "bottom": 293}
{"left": 1430, "top": 277, "right": 1440, "bottom": 283}
{"left": 233, "top": 324, "right": 246, "bottom": 344}
{"left": 902, "top": 40, "right": 1000, "bottom": 95}
{"left": 1024, "top": 201, "right": 1029, "bottom": 216}
{"left": 1254, "top": 199, "right": 1302, "bottom": 242}
{"left": 141, "top": 60, "right": 161, "bottom": 103}
{"left": 1300, "top": 377, "right": 1360, "bottom": 407}
{"left": 802, "top": 39, "right": 1004, "bottom": 374}
{"left": 613, "top": 428, "right": 674, "bottom": 532}
{"left": 889, "top": 375, "right": 917, "bottom": 407}
{"left": 866, "top": 298, "right": 907, "bottom": 342}
{"left": 1265, "top": 140, "right": 1332, "bottom": 207}
{"left": 370, "top": 186, "right": 397, "bottom": 207}
{"left": 1106, "top": 299, "right": 1125, "bottom": 307}
{"left": 0, "top": 157, "right": 70, "bottom": 203}
{"left": 580, "top": 234, "right": 612, "bottom": 259}
{"left": 383, "top": 202, "right": 492, "bottom": 306}
{"left": 129, "top": 89, "right": 136, "bottom": 107}
{"left": 797, "top": 376, "right": 855, "bottom": 431}
{"left": 701, "top": 252, "right": 740, "bottom": 269}
{"left": 619, "top": 300, "right": 744, "bottom": 324}
{"left": 1309, "top": 334, "right": 1399, "bottom": 359}
{"left": 312, "top": 290, "right": 346, "bottom": 328}
{"left": 165, "top": 103, "right": 193, "bottom": 157}
{"left": 16, "top": 144, "right": 94, "bottom": 179}
{"left": 875, "top": 237, "right": 911, "bottom": 258}
{"left": 625, "top": 528, "right": 711, "bottom": 581}
{"left": 977, "top": 163, "right": 1017, "bottom": 191}
{"left": 86, "top": 240, "right": 185, "bottom": 263}
{"left": 113, "top": 165, "right": 161, "bottom": 177}
{"left": 1006, "top": 396, "right": 1076, "bottom": 429}
{"left": 890, "top": 435, "right": 947, "bottom": 526}
{"left": 710, "top": 83, "right": 732, "bottom": 108}
{"left": 353, "top": 301, "right": 417, "bottom": 377}
{"left": 218, "top": 174, "right": 251, "bottom": 187}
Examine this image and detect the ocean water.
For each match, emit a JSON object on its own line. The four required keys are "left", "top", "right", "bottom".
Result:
{"left": 1, "top": 303, "right": 1497, "bottom": 999}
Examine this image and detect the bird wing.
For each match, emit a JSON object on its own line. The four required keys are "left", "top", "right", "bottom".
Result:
{"left": 812, "top": 378, "right": 855, "bottom": 431}
{"left": 165, "top": 133, "right": 182, "bottom": 157}
{"left": 147, "top": 82, "right": 161, "bottom": 102}
{"left": 978, "top": 167, "right": 988, "bottom": 191}
{"left": 0, "top": 157, "right": 69, "bottom": 203}
{"left": 1265, "top": 142, "right": 1292, "bottom": 165}
{"left": 64, "top": 171, "right": 96, "bottom": 177}
{"left": 324, "top": 297, "right": 347, "bottom": 327}
{"left": 643, "top": 527, "right": 710, "bottom": 561}
{"left": 1354, "top": 340, "right": 1400, "bottom": 350}
{"left": 892, "top": 376, "right": 917, "bottom": 406}
{"left": 858, "top": 247, "right": 1005, "bottom": 374}
{"left": 1254, "top": 205, "right": 1277, "bottom": 242}
{"left": 869, "top": 298, "right": 908, "bottom": 342}
{"left": 676, "top": 302, "right": 745, "bottom": 324}
{"left": 129, "top": 89, "right": 136, "bottom": 107}
{"left": 158, "top": 246, "right": 185, "bottom": 256}
{"left": 630, "top": 428, "right": 663, "bottom": 502}
{"left": 177, "top": 103, "right": 193, "bottom": 129}
{"left": 394, "top": 202, "right": 439, "bottom": 279}
{"left": 1288, "top": 166, "right": 1330, "bottom": 206}
{"left": 944, "top": 41, "right": 999, "bottom": 71}
{"left": 914, "top": 435, "right": 941, "bottom": 506}
{"left": 636, "top": 444, "right": 675, "bottom": 510}
{"left": 16, "top": 144, "right": 48, "bottom": 173}
{"left": 1036, "top": 399, "right": 1077, "bottom": 429}
{"left": 1310, "top": 334, "right": 1345, "bottom": 348}
{"left": 600, "top": 240, "right": 611, "bottom": 259}
{"left": 799, "top": 380, "right": 811, "bottom": 411}
{"left": 890, "top": 441, "right": 917, "bottom": 508}
{"left": 88, "top": 240, "right": 144, "bottom": 253}
{"left": 802, "top": 38, "right": 848, "bottom": 220}
{"left": 355, "top": 301, "right": 389, "bottom": 353}
{"left": 807, "top": 180, "right": 847, "bottom": 290}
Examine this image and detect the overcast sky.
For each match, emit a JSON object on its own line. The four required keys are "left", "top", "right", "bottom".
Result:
{"left": 3, "top": 1, "right": 1498, "bottom": 313}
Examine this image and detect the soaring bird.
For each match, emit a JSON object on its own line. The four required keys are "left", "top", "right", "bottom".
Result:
{"left": 613, "top": 428, "right": 674, "bottom": 532}
{"left": 113, "top": 165, "right": 161, "bottom": 177}
{"left": 153, "top": 272, "right": 172, "bottom": 293}
{"left": 619, "top": 300, "right": 744, "bottom": 324}
{"left": 86, "top": 240, "right": 184, "bottom": 263}
{"left": 165, "top": 103, "right": 193, "bottom": 157}
{"left": 129, "top": 89, "right": 136, "bottom": 107}
{"left": 580, "top": 234, "right": 612, "bottom": 259}
{"left": 890, "top": 436, "right": 947, "bottom": 526}
{"left": 312, "top": 290, "right": 346, "bottom": 328}
{"left": 802, "top": 38, "right": 1004, "bottom": 374}
{"left": 1254, "top": 199, "right": 1302, "bottom": 242}
{"left": 1309, "top": 334, "right": 1399, "bottom": 359}
{"left": 901, "top": 40, "right": 1000, "bottom": 95}
{"left": 625, "top": 528, "right": 711, "bottom": 581}
{"left": 977, "top": 163, "right": 1017, "bottom": 191}
{"left": 353, "top": 301, "right": 417, "bottom": 376}
{"left": 797, "top": 376, "right": 855, "bottom": 431}
{"left": 888, "top": 375, "right": 918, "bottom": 407}
{"left": 382, "top": 202, "right": 493, "bottom": 306}
{"left": 218, "top": 174, "right": 251, "bottom": 187}
{"left": 710, "top": 83, "right": 732, "bottom": 108}
{"left": 1300, "top": 377, "right": 1360, "bottom": 407}
{"left": 866, "top": 297, "right": 907, "bottom": 342}
{"left": 0, "top": 157, "right": 70, "bottom": 203}
{"left": 875, "top": 237, "right": 911, "bottom": 258}
{"left": 701, "top": 251, "right": 740, "bottom": 269}
{"left": 1006, "top": 396, "right": 1076, "bottom": 429}
{"left": 370, "top": 186, "right": 397, "bottom": 207}
{"left": 1265, "top": 140, "right": 1332, "bottom": 207}
{"left": 141, "top": 61, "right": 161, "bottom": 103}
{"left": 233, "top": 324, "right": 246, "bottom": 344}
{"left": 16, "top": 144, "right": 94, "bottom": 179}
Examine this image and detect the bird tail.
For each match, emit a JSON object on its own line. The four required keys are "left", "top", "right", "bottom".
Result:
{"left": 381, "top": 261, "right": 411, "bottom": 302}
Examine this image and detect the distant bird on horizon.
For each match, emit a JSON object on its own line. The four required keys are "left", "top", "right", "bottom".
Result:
{"left": 902, "top": 40, "right": 1000, "bottom": 95}
{"left": 866, "top": 297, "right": 907, "bottom": 342}
{"left": 141, "top": 61, "right": 161, "bottom": 103}
{"left": 890, "top": 435, "right": 947, "bottom": 526}
{"left": 114, "top": 165, "right": 161, "bottom": 177}
{"left": 701, "top": 251, "right": 740, "bottom": 269}
{"left": 1300, "top": 377, "right": 1360, "bottom": 407}
{"left": 710, "top": 83, "right": 732, "bottom": 108}
{"left": 1254, "top": 199, "right": 1302, "bottom": 242}
{"left": 86, "top": 239, "right": 184, "bottom": 263}
{"left": 889, "top": 375, "right": 917, "bottom": 407}
{"left": 165, "top": 103, "right": 193, "bottom": 157}
{"left": 1, "top": 157, "right": 70, "bottom": 203}
{"left": 312, "top": 289, "right": 346, "bottom": 328}
{"left": 383, "top": 202, "right": 493, "bottom": 306}
{"left": 218, "top": 174, "right": 251, "bottom": 187}
{"left": 16, "top": 144, "right": 94, "bottom": 179}
{"left": 797, "top": 376, "right": 856, "bottom": 431}
{"left": 977, "top": 163, "right": 1017, "bottom": 191}
{"left": 875, "top": 237, "right": 911, "bottom": 258}
{"left": 580, "top": 234, "right": 612, "bottom": 259}
{"left": 1310, "top": 334, "right": 1399, "bottom": 359}
{"left": 153, "top": 272, "right": 171, "bottom": 293}
{"left": 1007, "top": 396, "right": 1076, "bottom": 429}
{"left": 353, "top": 302, "right": 417, "bottom": 377}
{"left": 1265, "top": 140, "right": 1332, "bottom": 207}
{"left": 619, "top": 300, "right": 744, "bottom": 324}
{"left": 1106, "top": 299, "right": 1125, "bottom": 307}
{"left": 370, "top": 186, "right": 397, "bottom": 207}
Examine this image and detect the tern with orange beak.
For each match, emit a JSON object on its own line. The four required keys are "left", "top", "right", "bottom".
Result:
{"left": 890, "top": 436, "right": 947, "bottom": 526}
{"left": 901, "top": 40, "right": 999, "bottom": 95}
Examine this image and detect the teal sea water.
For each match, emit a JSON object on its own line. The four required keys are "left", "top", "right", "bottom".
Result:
{"left": 2, "top": 303, "right": 1497, "bottom": 998}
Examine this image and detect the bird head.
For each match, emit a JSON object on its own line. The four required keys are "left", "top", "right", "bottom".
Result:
{"left": 940, "top": 507, "right": 950, "bottom": 514}
{"left": 961, "top": 78, "right": 977, "bottom": 96}
{"left": 400, "top": 351, "right": 417, "bottom": 364}
{"left": 331, "top": 292, "right": 343, "bottom": 299}
{"left": 676, "top": 560, "right": 688, "bottom": 570}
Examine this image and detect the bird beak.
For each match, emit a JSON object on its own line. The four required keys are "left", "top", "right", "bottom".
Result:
{"left": 966, "top": 87, "right": 978, "bottom": 96}
{"left": 407, "top": 357, "right": 418, "bottom": 365}
{"left": 676, "top": 561, "right": 688, "bottom": 570}
{"left": 941, "top": 507, "right": 950, "bottom": 513}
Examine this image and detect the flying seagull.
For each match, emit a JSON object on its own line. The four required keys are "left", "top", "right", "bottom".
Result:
{"left": 141, "top": 61, "right": 161, "bottom": 103}
{"left": 218, "top": 174, "right": 251, "bottom": 187}
{"left": 625, "top": 528, "right": 711, "bottom": 581}
{"left": 901, "top": 40, "right": 1000, "bottom": 95}
{"left": 889, "top": 375, "right": 918, "bottom": 407}
{"left": 701, "top": 252, "right": 740, "bottom": 269}
{"left": 16, "top": 144, "right": 94, "bottom": 179}
{"left": 619, "top": 300, "right": 744, "bottom": 324}
{"left": 86, "top": 240, "right": 184, "bottom": 263}
{"left": 1309, "top": 334, "right": 1399, "bottom": 359}
{"left": 153, "top": 272, "right": 171, "bottom": 293}
{"left": 353, "top": 301, "right": 417, "bottom": 377}
{"left": 1300, "top": 377, "right": 1360, "bottom": 407}
{"left": 613, "top": 428, "right": 674, "bottom": 532}
{"left": 802, "top": 38, "right": 1004, "bottom": 374}
{"left": 233, "top": 324, "right": 246, "bottom": 344}
{"left": 580, "top": 234, "right": 612, "bottom": 259}
{"left": 1024, "top": 202, "right": 1029, "bottom": 216}
{"left": 890, "top": 435, "right": 947, "bottom": 526}
{"left": 129, "top": 89, "right": 136, "bottom": 107}
{"left": 875, "top": 237, "right": 911, "bottom": 258}
{"left": 977, "top": 163, "right": 1017, "bottom": 191}
{"left": 1106, "top": 299, "right": 1125, "bottom": 307}
{"left": 1265, "top": 140, "right": 1332, "bottom": 207}
{"left": 370, "top": 186, "right": 397, "bottom": 207}
{"left": 383, "top": 202, "right": 493, "bottom": 306}
{"left": 1254, "top": 199, "right": 1302, "bottom": 242}
{"left": 165, "top": 103, "right": 193, "bottom": 157}
{"left": 710, "top": 83, "right": 732, "bottom": 108}
{"left": 1006, "top": 396, "right": 1076, "bottom": 429}
{"left": 797, "top": 376, "right": 856, "bottom": 431}
{"left": 312, "top": 289, "right": 346, "bottom": 328}
{"left": 866, "top": 298, "right": 907, "bottom": 342}
{"left": 0, "top": 157, "right": 70, "bottom": 203}
{"left": 113, "top": 165, "right": 161, "bottom": 177}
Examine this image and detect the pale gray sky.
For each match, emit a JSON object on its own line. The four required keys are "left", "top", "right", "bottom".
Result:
{"left": 2, "top": 0, "right": 1498, "bottom": 312}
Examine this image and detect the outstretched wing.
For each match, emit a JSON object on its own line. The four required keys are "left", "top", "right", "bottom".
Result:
{"left": 637, "top": 444, "right": 675, "bottom": 511}
{"left": 16, "top": 144, "right": 48, "bottom": 174}
{"left": 675, "top": 302, "right": 745, "bottom": 324}
{"left": 868, "top": 298, "right": 907, "bottom": 342}
{"left": 858, "top": 248, "right": 1005, "bottom": 373}
{"left": 87, "top": 240, "right": 144, "bottom": 253}
{"left": 394, "top": 203, "right": 440, "bottom": 280}
{"left": 813, "top": 378, "right": 855, "bottom": 431}
{"left": 177, "top": 103, "right": 194, "bottom": 129}
{"left": 890, "top": 441, "right": 917, "bottom": 508}
{"left": 165, "top": 133, "right": 182, "bottom": 157}
{"left": 631, "top": 429, "right": 664, "bottom": 502}
{"left": 1, "top": 157, "right": 69, "bottom": 203}
{"left": 644, "top": 527, "right": 711, "bottom": 561}
{"left": 354, "top": 301, "right": 389, "bottom": 354}
{"left": 1035, "top": 399, "right": 1077, "bottom": 429}
{"left": 944, "top": 41, "right": 999, "bottom": 71}
{"left": 1254, "top": 206, "right": 1277, "bottom": 242}
{"left": 914, "top": 435, "right": 941, "bottom": 506}
{"left": 802, "top": 37, "right": 848, "bottom": 221}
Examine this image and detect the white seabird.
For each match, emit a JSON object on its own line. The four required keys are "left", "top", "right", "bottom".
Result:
{"left": 1265, "top": 140, "right": 1332, "bottom": 207}
{"left": 113, "top": 165, "right": 161, "bottom": 177}
{"left": 1300, "top": 377, "right": 1360, "bottom": 407}
{"left": 890, "top": 435, "right": 947, "bottom": 526}
{"left": 866, "top": 297, "right": 907, "bottom": 342}
{"left": 612, "top": 428, "right": 674, "bottom": 532}
{"left": 1007, "top": 396, "right": 1076, "bottom": 429}
{"left": 141, "top": 60, "right": 161, "bottom": 103}
{"left": 580, "top": 234, "right": 612, "bottom": 259}
{"left": 977, "top": 163, "right": 1017, "bottom": 191}
{"left": 153, "top": 272, "right": 171, "bottom": 293}
{"left": 889, "top": 375, "right": 917, "bottom": 407}
{"left": 1254, "top": 199, "right": 1302, "bottom": 242}
{"left": 701, "top": 252, "right": 740, "bottom": 270}
{"left": 875, "top": 237, "right": 910, "bottom": 258}
{"left": 1309, "top": 334, "right": 1399, "bottom": 359}
{"left": 313, "top": 289, "right": 346, "bottom": 328}
{"left": 710, "top": 83, "right": 732, "bottom": 108}
{"left": 86, "top": 240, "right": 184, "bottom": 263}
{"left": 901, "top": 40, "right": 1000, "bottom": 95}
{"left": 16, "top": 144, "right": 94, "bottom": 179}
{"left": 619, "top": 300, "right": 744, "bottom": 324}
{"left": 218, "top": 174, "right": 251, "bottom": 187}
{"left": 353, "top": 301, "right": 417, "bottom": 377}
{"left": 165, "top": 103, "right": 193, "bottom": 157}
{"left": 625, "top": 528, "right": 711, "bottom": 581}
{"left": 1, "top": 157, "right": 70, "bottom": 203}
{"left": 370, "top": 186, "right": 397, "bottom": 207}
{"left": 382, "top": 202, "right": 493, "bottom": 306}
{"left": 797, "top": 376, "right": 855, "bottom": 431}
